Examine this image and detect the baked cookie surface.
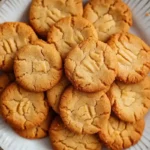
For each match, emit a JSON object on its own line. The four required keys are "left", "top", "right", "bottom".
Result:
{"left": 30, "top": 0, "right": 83, "bottom": 37}
{"left": 98, "top": 115, "right": 145, "bottom": 150}
{"left": 0, "top": 82, "right": 49, "bottom": 130}
{"left": 14, "top": 40, "right": 62, "bottom": 92}
{"left": 59, "top": 86, "right": 111, "bottom": 134}
{"left": 14, "top": 107, "right": 53, "bottom": 139}
{"left": 49, "top": 117, "right": 102, "bottom": 150}
{"left": 47, "top": 75, "right": 70, "bottom": 114}
{"left": 47, "top": 16, "right": 98, "bottom": 59}
{"left": 108, "top": 76, "right": 150, "bottom": 122}
{"left": 83, "top": 0, "right": 132, "bottom": 42}
{"left": 65, "top": 39, "right": 117, "bottom": 92}
{"left": 0, "top": 22, "right": 37, "bottom": 72}
{"left": 108, "top": 33, "right": 150, "bottom": 83}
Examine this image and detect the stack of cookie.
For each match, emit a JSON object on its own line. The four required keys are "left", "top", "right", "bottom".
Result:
{"left": 0, "top": 0, "right": 150, "bottom": 150}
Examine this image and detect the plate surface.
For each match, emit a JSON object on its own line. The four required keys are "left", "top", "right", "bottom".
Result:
{"left": 0, "top": 0, "right": 150, "bottom": 150}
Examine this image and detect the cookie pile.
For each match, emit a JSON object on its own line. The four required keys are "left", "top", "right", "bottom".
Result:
{"left": 0, "top": 0, "right": 150, "bottom": 150}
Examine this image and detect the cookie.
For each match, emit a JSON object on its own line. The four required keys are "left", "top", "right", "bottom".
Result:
{"left": 108, "top": 32, "right": 150, "bottom": 83}
{"left": 107, "top": 76, "right": 150, "bottom": 123}
{"left": 0, "top": 82, "right": 49, "bottom": 130}
{"left": 83, "top": 0, "right": 132, "bottom": 42}
{"left": 49, "top": 117, "right": 102, "bottom": 150}
{"left": 30, "top": 0, "right": 83, "bottom": 37}
{"left": 14, "top": 40, "right": 62, "bottom": 92}
{"left": 65, "top": 39, "right": 118, "bottom": 93}
{"left": 59, "top": 86, "right": 111, "bottom": 134}
{"left": 47, "top": 16, "right": 98, "bottom": 59}
{"left": 14, "top": 108, "right": 53, "bottom": 139}
{"left": 0, "top": 73, "right": 15, "bottom": 95}
{"left": 98, "top": 115, "right": 145, "bottom": 150}
{"left": 0, "top": 22, "right": 38, "bottom": 72}
{"left": 47, "top": 75, "right": 70, "bottom": 114}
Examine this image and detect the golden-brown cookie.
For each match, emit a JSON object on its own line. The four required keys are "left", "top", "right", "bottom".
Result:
{"left": 65, "top": 39, "right": 118, "bottom": 93}
{"left": 0, "top": 73, "right": 15, "bottom": 95}
{"left": 98, "top": 115, "right": 145, "bottom": 150}
{"left": 14, "top": 40, "right": 62, "bottom": 92}
{"left": 47, "top": 75, "right": 70, "bottom": 114}
{"left": 14, "top": 108, "right": 53, "bottom": 139}
{"left": 47, "top": 16, "right": 98, "bottom": 59}
{"left": 107, "top": 76, "right": 150, "bottom": 123}
{"left": 0, "top": 82, "right": 49, "bottom": 130}
{"left": 0, "top": 22, "right": 37, "bottom": 72}
{"left": 108, "top": 33, "right": 150, "bottom": 83}
{"left": 83, "top": 0, "right": 132, "bottom": 42}
{"left": 49, "top": 117, "right": 102, "bottom": 150}
{"left": 30, "top": 0, "right": 83, "bottom": 37}
{"left": 59, "top": 86, "right": 111, "bottom": 134}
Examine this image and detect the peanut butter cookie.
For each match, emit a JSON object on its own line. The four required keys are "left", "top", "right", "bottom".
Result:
{"left": 47, "top": 75, "right": 70, "bottom": 114}
{"left": 0, "top": 22, "right": 37, "bottom": 72}
{"left": 0, "top": 82, "right": 49, "bottom": 130}
{"left": 30, "top": 0, "right": 83, "bottom": 37}
{"left": 98, "top": 115, "right": 145, "bottom": 150}
{"left": 65, "top": 39, "right": 117, "bottom": 93}
{"left": 59, "top": 86, "right": 111, "bottom": 134}
{"left": 49, "top": 117, "right": 102, "bottom": 150}
{"left": 83, "top": 0, "right": 132, "bottom": 42}
{"left": 108, "top": 33, "right": 150, "bottom": 83}
{"left": 47, "top": 16, "right": 98, "bottom": 59}
{"left": 14, "top": 40, "right": 62, "bottom": 92}
{"left": 108, "top": 76, "right": 150, "bottom": 123}
{"left": 14, "top": 108, "right": 53, "bottom": 139}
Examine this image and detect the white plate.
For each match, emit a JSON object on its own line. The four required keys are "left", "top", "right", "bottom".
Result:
{"left": 0, "top": 0, "right": 150, "bottom": 150}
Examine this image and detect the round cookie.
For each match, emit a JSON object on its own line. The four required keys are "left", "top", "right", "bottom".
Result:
{"left": 47, "top": 75, "right": 70, "bottom": 114}
{"left": 0, "top": 73, "right": 15, "bottom": 95}
{"left": 108, "top": 76, "right": 150, "bottom": 123}
{"left": 47, "top": 16, "right": 98, "bottom": 59}
{"left": 108, "top": 33, "right": 150, "bottom": 83}
{"left": 0, "top": 22, "right": 37, "bottom": 72}
{"left": 65, "top": 39, "right": 118, "bottom": 93}
{"left": 83, "top": 0, "right": 132, "bottom": 42}
{"left": 14, "top": 108, "right": 53, "bottom": 139}
{"left": 49, "top": 117, "right": 102, "bottom": 150}
{"left": 0, "top": 82, "right": 49, "bottom": 130}
{"left": 98, "top": 115, "right": 145, "bottom": 150}
{"left": 59, "top": 86, "right": 111, "bottom": 134}
{"left": 30, "top": 0, "right": 83, "bottom": 37}
{"left": 14, "top": 40, "right": 62, "bottom": 92}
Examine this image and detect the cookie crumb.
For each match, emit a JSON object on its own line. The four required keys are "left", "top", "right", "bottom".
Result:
{"left": 146, "top": 12, "right": 150, "bottom": 16}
